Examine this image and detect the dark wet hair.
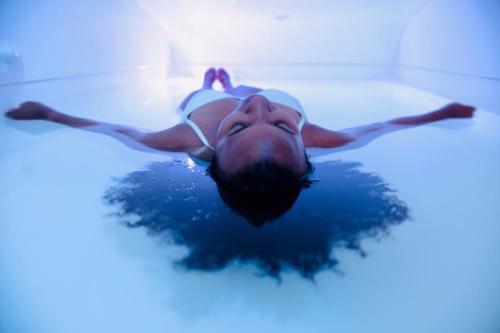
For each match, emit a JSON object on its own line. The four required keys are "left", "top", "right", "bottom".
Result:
{"left": 207, "top": 154, "right": 314, "bottom": 226}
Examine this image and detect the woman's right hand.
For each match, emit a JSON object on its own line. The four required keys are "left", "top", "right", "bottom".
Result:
{"left": 5, "top": 101, "right": 54, "bottom": 120}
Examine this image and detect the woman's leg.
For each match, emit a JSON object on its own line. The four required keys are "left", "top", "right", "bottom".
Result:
{"left": 179, "top": 67, "right": 263, "bottom": 111}
{"left": 217, "top": 68, "right": 262, "bottom": 97}
{"left": 178, "top": 67, "right": 217, "bottom": 111}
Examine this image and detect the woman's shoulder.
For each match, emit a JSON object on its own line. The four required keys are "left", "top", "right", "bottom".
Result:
{"left": 301, "top": 123, "right": 355, "bottom": 148}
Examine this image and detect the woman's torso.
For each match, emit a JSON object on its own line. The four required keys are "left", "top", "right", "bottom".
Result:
{"left": 180, "top": 89, "right": 306, "bottom": 161}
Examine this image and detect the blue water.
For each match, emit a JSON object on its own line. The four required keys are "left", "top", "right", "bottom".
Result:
{"left": 1, "top": 75, "right": 499, "bottom": 333}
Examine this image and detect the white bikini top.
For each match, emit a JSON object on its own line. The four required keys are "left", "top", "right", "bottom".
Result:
{"left": 181, "top": 89, "right": 307, "bottom": 151}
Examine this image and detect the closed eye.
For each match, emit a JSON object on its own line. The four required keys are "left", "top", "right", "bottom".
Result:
{"left": 228, "top": 122, "right": 295, "bottom": 136}
{"left": 228, "top": 123, "right": 247, "bottom": 136}
{"left": 274, "top": 122, "right": 295, "bottom": 134}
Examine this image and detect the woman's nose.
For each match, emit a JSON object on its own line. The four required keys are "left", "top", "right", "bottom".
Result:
{"left": 241, "top": 95, "right": 273, "bottom": 117}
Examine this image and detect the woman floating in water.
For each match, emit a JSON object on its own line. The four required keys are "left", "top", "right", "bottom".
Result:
{"left": 5, "top": 68, "right": 476, "bottom": 221}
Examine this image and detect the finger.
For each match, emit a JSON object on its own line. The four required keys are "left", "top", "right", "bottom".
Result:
{"left": 5, "top": 109, "right": 17, "bottom": 118}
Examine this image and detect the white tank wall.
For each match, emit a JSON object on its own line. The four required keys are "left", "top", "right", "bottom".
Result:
{"left": 0, "top": 0, "right": 167, "bottom": 82}
{"left": 2, "top": 0, "right": 431, "bottom": 82}
{"left": 140, "top": 0, "right": 426, "bottom": 64}
{"left": 140, "top": 0, "right": 427, "bottom": 80}
{"left": 1, "top": 0, "right": 499, "bottom": 111}
{"left": 398, "top": 0, "right": 500, "bottom": 79}
{"left": 396, "top": 0, "right": 500, "bottom": 112}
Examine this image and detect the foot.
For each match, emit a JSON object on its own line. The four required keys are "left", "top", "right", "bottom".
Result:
{"left": 217, "top": 68, "right": 233, "bottom": 90}
{"left": 202, "top": 67, "right": 217, "bottom": 89}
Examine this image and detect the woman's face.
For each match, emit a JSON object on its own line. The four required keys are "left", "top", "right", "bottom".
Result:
{"left": 215, "top": 94, "right": 307, "bottom": 174}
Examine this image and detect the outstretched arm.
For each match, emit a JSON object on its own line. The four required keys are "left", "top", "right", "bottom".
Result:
{"left": 4, "top": 101, "right": 197, "bottom": 153}
{"left": 302, "top": 103, "right": 476, "bottom": 149}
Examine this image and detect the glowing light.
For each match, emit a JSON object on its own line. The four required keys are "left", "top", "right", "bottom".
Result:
{"left": 185, "top": 158, "right": 196, "bottom": 170}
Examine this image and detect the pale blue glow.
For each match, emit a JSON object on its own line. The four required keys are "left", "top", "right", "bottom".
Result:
{"left": 1, "top": 76, "right": 500, "bottom": 333}
{"left": 1, "top": 1, "right": 500, "bottom": 333}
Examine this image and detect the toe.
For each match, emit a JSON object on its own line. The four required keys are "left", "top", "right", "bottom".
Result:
{"left": 204, "top": 68, "right": 217, "bottom": 81}
{"left": 218, "top": 67, "right": 228, "bottom": 77}
{"left": 205, "top": 67, "right": 216, "bottom": 77}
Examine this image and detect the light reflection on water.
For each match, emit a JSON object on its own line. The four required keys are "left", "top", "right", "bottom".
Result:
{"left": 104, "top": 159, "right": 410, "bottom": 280}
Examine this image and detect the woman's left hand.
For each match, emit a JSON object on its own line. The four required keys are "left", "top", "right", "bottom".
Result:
{"left": 441, "top": 103, "right": 476, "bottom": 119}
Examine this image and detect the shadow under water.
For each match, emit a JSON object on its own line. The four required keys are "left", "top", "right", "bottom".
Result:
{"left": 103, "top": 160, "right": 410, "bottom": 280}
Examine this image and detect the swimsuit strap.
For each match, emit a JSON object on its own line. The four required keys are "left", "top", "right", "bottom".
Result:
{"left": 184, "top": 118, "right": 215, "bottom": 150}
{"left": 181, "top": 89, "right": 235, "bottom": 151}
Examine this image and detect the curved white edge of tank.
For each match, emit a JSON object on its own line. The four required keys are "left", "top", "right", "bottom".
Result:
{"left": 397, "top": 0, "right": 500, "bottom": 114}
